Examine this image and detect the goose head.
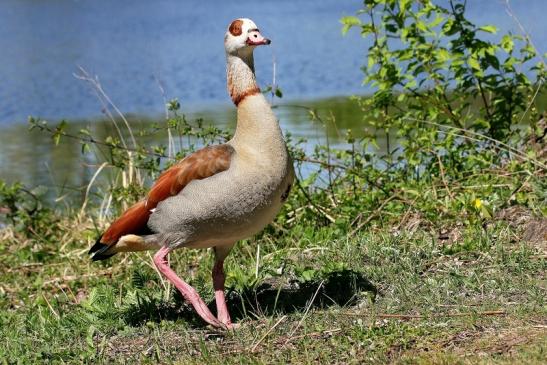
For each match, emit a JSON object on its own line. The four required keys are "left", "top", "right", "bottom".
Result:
{"left": 224, "top": 18, "right": 271, "bottom": 56}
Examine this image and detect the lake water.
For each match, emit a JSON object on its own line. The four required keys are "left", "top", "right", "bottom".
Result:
{"left": 0, "top": 0, "right": 545, "bottom": 196}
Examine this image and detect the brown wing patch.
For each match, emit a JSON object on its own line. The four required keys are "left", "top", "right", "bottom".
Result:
{"left": 229, "top": 19, "right": 243, "bottom": 36}
{"left": 147, "top": 145, "right": 233, "bottom": 206}
{"left": 101, "top": 201, "right": 150, "bottom": 244}
{"left": 99, "top": 144, "right": 234, "bottom": 247}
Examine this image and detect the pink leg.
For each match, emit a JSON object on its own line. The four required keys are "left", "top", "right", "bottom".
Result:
{"left": 212, "top": 260, "right": 232, "bottom": 327}
{"left": 153, "top": 246, "right": 223, "bottom": 328}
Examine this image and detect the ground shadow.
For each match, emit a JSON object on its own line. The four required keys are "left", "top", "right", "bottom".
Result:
{"left": 122, "top": 269, "right": 376, "bottom": 328}
{"left": 122, "top": 291, "right": 205, "bottom": 328}
{"left": 225, "top": 269, "right": 377, "bottom": 320}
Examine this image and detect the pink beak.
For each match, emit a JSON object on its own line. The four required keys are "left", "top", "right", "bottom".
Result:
{"left": 246, "top": 30, "right": 271, "bottom": 46}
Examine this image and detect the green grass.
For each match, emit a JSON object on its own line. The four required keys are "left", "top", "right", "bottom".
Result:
{"left": 1, "top": 215, "right": 545, "bottom": 364}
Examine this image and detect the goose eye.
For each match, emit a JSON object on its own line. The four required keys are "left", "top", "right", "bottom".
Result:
{"left": 253, "top": 34, "right": 257, "bottom": 38}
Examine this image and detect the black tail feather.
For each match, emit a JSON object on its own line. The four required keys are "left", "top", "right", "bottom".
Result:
{"left": 89, "top": 235, "right": 116, "bottom": 261}
{"left": 88, "top": 235, "right": 106, "bottom": 254}
{"left": 91, "top": 251, "right": 116, "bottom": 261}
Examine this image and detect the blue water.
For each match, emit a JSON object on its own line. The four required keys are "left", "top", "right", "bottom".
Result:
{"left": 0, "top": 0, "right": 365, "bottom": 124}
{"left": 0, "top": 0, "right": 545, "bottom": 125}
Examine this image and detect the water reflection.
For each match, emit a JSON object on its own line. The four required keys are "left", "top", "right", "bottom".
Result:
{"left": 0, "top": 97, "right": 385, "bottom": 202}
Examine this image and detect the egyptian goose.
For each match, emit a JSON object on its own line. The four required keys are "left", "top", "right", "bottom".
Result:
{"left": 89, "top": 18, "right": 294, "bottom": 329}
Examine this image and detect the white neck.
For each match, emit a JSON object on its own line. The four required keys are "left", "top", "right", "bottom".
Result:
{"left": 226, "top": 52, "right": 260, "bottom": 106}
{"left": 226, "top": 51, "right": 285, "bottom": 155}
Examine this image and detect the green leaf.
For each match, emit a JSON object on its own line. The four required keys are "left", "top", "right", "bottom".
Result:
{"left": 399, "top": 0, "right": 411, "bottom": 11}
{"left": 436, "top": 49, "right": 450, "bottom": 62}
{"left": 86, "top": 325, "right": 97, "bottom": 348}
{"left": 53, "top": 132, "right": 61, "bottom": 146}
{"left": 81, "top": 143, "right": 90, "bottom": 154}
{"left": 367, "top": 56, "right": 375, "bottom": 71}
{"left": 429, "top": 15, "right": 444, "bottom": 28}
{"left": 166, "top": 100, "right": 178, "bottom": 112}
{"left": 479, "top": 25, "right": 497, "bottom": 34}
{"left": 500, "top": 35, "right": 514, "bottom": 53}
{"left": 341, "top": 16, "right": 361, "bottom": 35}
{"left": 416, "top": 20, "right": 428, "bottom": 32}
{"left": 480, "top": 205, "right": 493, "bottom": 219}
{"left": 300, "top": 269, "right": 317, "bottom": 282}
{"left": 468, "top": 57, "right": 481, "bottom": 71}
{"left": 404, "top": 79, "right": 417, "bottom": 89}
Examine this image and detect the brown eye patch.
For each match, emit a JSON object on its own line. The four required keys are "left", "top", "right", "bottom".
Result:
{"left": 229, "top": 19, "right": 243, "bottom": 36}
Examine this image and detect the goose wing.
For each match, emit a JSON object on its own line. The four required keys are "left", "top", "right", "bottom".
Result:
{"left": 89, "top": 144, "right": 234, "bottom": 259}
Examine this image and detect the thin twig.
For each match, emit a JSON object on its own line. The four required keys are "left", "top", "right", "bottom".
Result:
{"left": 503, "top": 0, "right": 545, "bottom": 125}
{"left": 344, "top": 310, "right": 506, "bottom": 319}
{"left": 285, "top": 328, "right": 342, "bottom": 342}
{"left": 283, "top": 280, "right": 325, "bottom": 345}
{"left": 503, "top": 0, "right": 545, "bottom": 69}
{"left": 255, "top": 243, "right": 261, "bottom": 279}
{"left": 153, "top": 74, "right": 176, "bottom": 158}
{"left": 42, "top": 293, "right": 60, "bottom": 320}
{"left": 80, "top": 162, "right": 108, "bottom": 214}
{"left": 74, "top": 66, "right": 137, "bottom": 149}
{"left": 32, "top": 121, "right": 170, "bottom": 159}
{"left": 435, "top": 153, "right": 454, "bottom": 200}
{"left": 410, "top": 118, "right": 546, "bottom": 170}
{"left": 34, "top": 119, "right": 351, "bottom": 173}
{"left": 295, "top": 178, "right": 335, "bottom": 223}
{"left": 250, "top": 315, "right": 287, "bottom": 352}
{"left": 270, "top": 52, "right": 277, "bottom": 105}
{"left": 349, "top": 195, "right": 398, "bottom": 237}
{"left": 42, "top": 270, "right": 112, "bottom": 286}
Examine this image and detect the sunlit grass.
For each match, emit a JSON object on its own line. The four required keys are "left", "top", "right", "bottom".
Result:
{"left": 1, "top": 214, "right": 545, "bottom": 363}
